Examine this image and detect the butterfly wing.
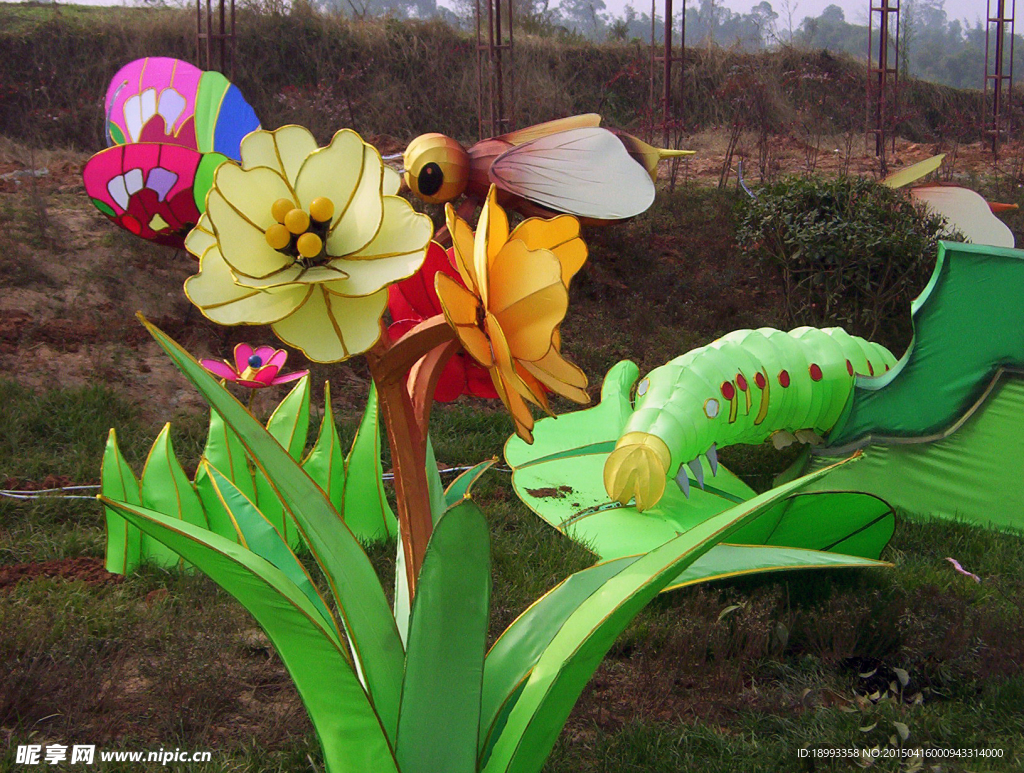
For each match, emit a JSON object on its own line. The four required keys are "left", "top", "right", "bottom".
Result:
{"left": 193, "top": 70, "right": 261, "bottom": 159}
{"left": 488, "top": 127, "right": 655, "bottom": 220}
{"left": 104, "top": 57, "right": 260, "bottom": 162}
{"left": 105, "top": 57, "right": 204, "bottom": 149}
{"left": 83, "top": 143, "right": 228, "bottom": 249}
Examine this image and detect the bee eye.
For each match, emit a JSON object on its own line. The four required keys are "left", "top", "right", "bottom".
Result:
{"left": 417, "top": 162, "right": 444, "bottom": 196}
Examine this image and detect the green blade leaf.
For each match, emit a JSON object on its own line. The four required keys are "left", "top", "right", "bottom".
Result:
{"left": 394, "top": 530, "right": 411, "bottom": 647}
{"left": 480, "top": 556, "right": 638, "bottom": 761}
{"left": 444, "top": 459, "right": 496, "bottom": 508}
{"left": 397, "top": 500, "right": 491, "bottom": 773}
{"left": 140, "top": 423, "right": 208, "bottom": 568}
{"left": 482, "top": 460, "right": 864, "bottom": 773}
{"left": 195, "top": 464, "right": 241, "bottom": 545}
{"left": 202, "top": 407, "right": 255, "bottom": 499}
{"left": 664, "top": 544, "right": 889, "bottom": 591}
{"left": 202, "top": 461, "right": 337, "bottom": 631}
{"left": 100, "top": 496, "right": 398, "bottom": 773}
{"left": 100, "top": 428, "right": 142, "bottom": 574}
{"left": 302, "top": 382, "right": 347, "bottom": 514}
{"left": 424, "top": 437, "right": 446, "bottom": 526}
{"left": 139, "top": 316, "right": 405, "bottom": 745}
{"left": 266, "top": 374, "right": 311, "bottom": 459}
{"left": 342, "top": 383, "right": 397, "bottom": 541}
{"left": 256, "top": 375, "right": 311, "bottom": 546}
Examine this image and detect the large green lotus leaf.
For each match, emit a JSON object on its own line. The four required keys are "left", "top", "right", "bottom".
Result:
{"left": 140, "top": 424, "right": 208, "bottom": 568}
{"left": 201, "top": 461, "right": 337, "bottom": 629}
{"left": 100, "top": 429, "right": 142, "bottom": 574}
{"left": 302, "top": 382, "right": 347, "bottom": 515}
{"left": 482, "top": 459, "right": 871, "bottom": 773}
{"left": 140, "top": 317, "right": 405, "bottom": 746}
{"left": 504, "top": 360, "right": 638, "bottom": 470}
{"left": 397, "top": 499, "right": 491, "bottom": 773}
{"left": 100, "top": 496, "right": 398, "bottom": 773}
{"left": 512, "top": 452, "right": 752, "bottom": 557}
{"left": 342, "top": 383, "right": 397, "bottom": 541}
{"left": 255, "top": 375, "right": 310, "bottom": 546}
{"left": 507, "top": 360, "right": 895, "bottom": 566}
{"left": 730, "top": 490, "right": 895, "bottom": 556}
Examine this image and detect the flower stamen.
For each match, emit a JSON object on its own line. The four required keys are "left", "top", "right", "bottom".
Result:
{"left": 264, "top": 197, "right": 336, "bottom": 267}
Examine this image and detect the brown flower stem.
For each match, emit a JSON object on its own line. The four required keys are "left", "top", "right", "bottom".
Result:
{"left": 366, "top": 315, "right": 457, "bottom": 601}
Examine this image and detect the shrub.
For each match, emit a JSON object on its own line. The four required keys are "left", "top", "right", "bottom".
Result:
{"left": 736, "top": 175, "right": 948, "bottom": 345}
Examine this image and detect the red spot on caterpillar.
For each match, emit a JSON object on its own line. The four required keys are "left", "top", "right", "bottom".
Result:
{"left": 778, "top": 370, "right": 790, "bottom": 387}
{"left": 809, "top": 364, "right": 823, "bottom": 381}
{"left": 721, "top": 381, "right": 736, "bottom": 400}
{"left": 754, "top": 371, "right": 766, "bottom": 389}
{"left": 868, "top": 361, "right": 875, "bottom": 376}
{"left": 846, "top": 359, "right": 854, "bottom": 376}
{"left": 736, "top": 373, "right": 748, "bottom": 391}
{"left": 885, "top": 363, "right": 890, "bottom": 372}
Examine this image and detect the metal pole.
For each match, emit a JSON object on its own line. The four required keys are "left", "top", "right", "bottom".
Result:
{"left": 230, "top": 0, "right": 236, "bottom": 79}
{"left": 205, "top": 0, "right": 212, "bottom": 70}
{"left": 663, "top": 0, "right": 672, "bottom": 147}
{"left": 495, "top": 0, "right": 504, "bottom": 135}
{"left": 488, "top": 0, "right": 496, "bottom": 136}
{"left": 476, "top": 0, "right": 484, "bottom": 140}
{"left": 507, "top": 0, "right": 515, "bottom": 132}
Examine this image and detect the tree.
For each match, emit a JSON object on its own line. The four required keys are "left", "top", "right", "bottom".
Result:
{"left": 558, "top": 0, "right": 608, "bottom": 38}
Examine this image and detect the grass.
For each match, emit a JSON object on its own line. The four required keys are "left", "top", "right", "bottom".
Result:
{"left": 3, "top": 364, "right": 1024, "bottom": 772}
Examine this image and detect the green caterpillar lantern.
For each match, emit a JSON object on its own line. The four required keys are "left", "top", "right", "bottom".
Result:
{"left": 604, "top": 327, "right": 898, "bottom": 511}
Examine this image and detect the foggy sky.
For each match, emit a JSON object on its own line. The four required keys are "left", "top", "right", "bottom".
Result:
{"left": 613, "top": 0, "right": 988, "bottom": 29}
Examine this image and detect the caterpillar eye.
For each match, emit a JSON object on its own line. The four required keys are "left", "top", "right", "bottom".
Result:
{"left": 417, "top": 162, "right": 444, "bottom": 197}
{"left": 631, "top": 377, "right": 650, "bottom": 408}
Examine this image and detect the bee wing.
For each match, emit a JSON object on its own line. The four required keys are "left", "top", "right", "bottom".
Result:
{"left": 489, "top": 127, "right": 655, "bottom": 220}
{"left": 882, "top": 153, "right": 945, "bottom": 188}
{"left": 494, "top": 113, "right": 602, "bottom": 145}
{"left": 910, "top": 185, "right": 1015, "bottom": 248}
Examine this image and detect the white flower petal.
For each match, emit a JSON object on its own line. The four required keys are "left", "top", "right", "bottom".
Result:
{"left": 298, "top": 132, "right": 383, "bottom": 257}
{"left": 234, "top": 263, "right": 348, "bottom": 289}
{"left": 383, "top": 166, "right": 401, "bottom": 196}
{"left": 240, "top": 125, "right": 318, "bottom": 184}
{"left": 214, "top": 163, "right": 294, "bottom": 225}
{"left": 326, "top": 197, "right": 431, "bottom": 296}
{"left": 184, "top": 246, "right": 308, "bottom": 325}
{"left": 271, "top": 286, "right": 387, "bottom": 362}
{"left": 206, "top": 188, "right": 295, "bottom": 279}
{"left": 184, "top": 213, "right": 216, "bottom": 258}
